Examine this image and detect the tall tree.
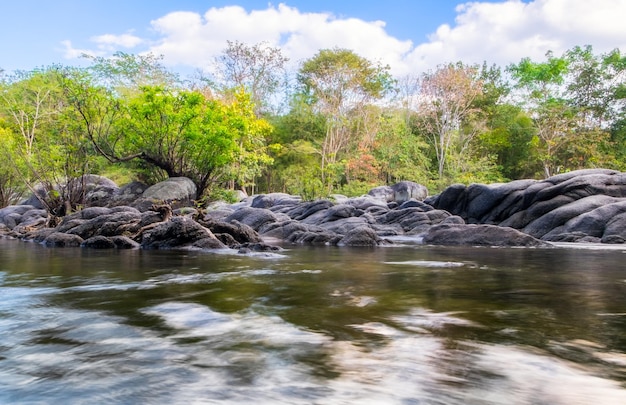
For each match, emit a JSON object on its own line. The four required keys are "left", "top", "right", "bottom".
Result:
{"left": 0, "top": 67, "right": 96, "bottom": 214}
{"left": 84, "top": 51, "right": 180, "bottom": 94}
{"left": 214, "top": 40, "right": 288, "bottom": 116}
{"left": 298, "top": 48, "right": 393, "bottom": 188}
{"left": 508, "top": 52, "right": 574, "bottom": 177}
{"left": 416, "top": 62, "right": 485, "bottom": 179}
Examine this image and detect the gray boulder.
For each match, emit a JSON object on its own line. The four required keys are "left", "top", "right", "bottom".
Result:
{"left": 142, "top": 177, "right": 197, "bottom": 205}
{"left": 225, "top": 207, "right": 279, "bottom": 233}
{"left": 111, "top": 181, "right": 149, "bottom": 206}
{"left": 140, "top": 217, "right": 225, "bottom": 250}
{"left": 251, "top": 193, "right": 301, "bottom": 209}
{"left": 338, "top": 226, "right": 384, "bottom": 246}
{"left": 200, "top": 217, "right": 262, "bottom": 245}
{"left": 42, "top": 232, "right": 84, "bottom": 247}
{"left": 422, "top": 224, "right": 550, "bottom": 247}
{"left": 391, "top": 181, "right": 428, "bottom": 203}
{"left": 81, "top": 236, "right": 117, "bottom": 249}
{"left": 368, "top": 181, "right": 428, "bottom": 203}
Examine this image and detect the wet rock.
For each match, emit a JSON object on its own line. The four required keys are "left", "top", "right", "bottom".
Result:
{"left": 200, "top": 217, "right": 262, "bottom": 245}
{"left": 42, "top": 232, "right": 84, "bottom": 247}
{"left": 140, "top": 217, "right": 225, "bottom": 250}
{"left": 81, "top": 236, "right": 117, "bottom": 249}
{"left": 422, "top": 224, "right": 551, "bottom": 247}
{"left": 338, "top": 226, "right": 384, "bottom": 246}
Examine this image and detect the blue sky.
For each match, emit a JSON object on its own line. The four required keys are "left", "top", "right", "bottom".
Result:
{"left": 2, "top": 0, "right": 625, "bottom": 77}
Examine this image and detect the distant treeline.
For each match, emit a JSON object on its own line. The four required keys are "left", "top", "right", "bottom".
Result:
{"left": 1, "top": 43, "right": 625, "bottom": 213}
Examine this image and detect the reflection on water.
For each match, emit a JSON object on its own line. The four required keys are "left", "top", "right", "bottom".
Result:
{"left": 1, "top": 238, "right": 626, "bottom": 404}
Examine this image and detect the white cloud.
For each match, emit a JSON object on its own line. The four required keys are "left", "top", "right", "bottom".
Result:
{"left": 61, "top": 33, "right": 142, "bottom": 61}
{"left": 61, "top": 40, "right": 103, "bottom": 60}
{"left": 62, "top": 0, "right": 626, "bottom": 77}
{"left": 147, "top": 3, "right": 412, "bottom": 74}
{"left": 406, "top": 0, "right": 626, "bottom": 74}
{"left": 91, "top": 33, "right": 143, "bottom": 50}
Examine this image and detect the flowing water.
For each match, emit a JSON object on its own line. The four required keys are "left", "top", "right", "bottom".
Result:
{"left": 1, "top": 237, "right": 626, "bottom": 404}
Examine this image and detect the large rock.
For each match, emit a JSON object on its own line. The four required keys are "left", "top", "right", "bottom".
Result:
{"left": 368, "top": 181, "right": 428, "bottom": 203}
{"left": 140, "top": 217, "right": 225, "bottom": 250}
{"left": 390, "top": 181, "right": 428, "bottom": 203}
{"left": 142, "top": 177, "right": 197, "bottom": 205}
{"left": 42, "top": 232, "right": 84, "bottom": 247}
{"left": 224, "top": 207, "right": 279, "bottom": 233}
{"left": 426, "top": 169, "right": 626, "bottom": 243}
{"left": 111, "top": 181, "right": 149, "bottom": 206}
{"left": 422, "top": 224, "right": 551, "bottom": 247}
{"left": 338, "top": 226, "right": 385, "bottom": 246}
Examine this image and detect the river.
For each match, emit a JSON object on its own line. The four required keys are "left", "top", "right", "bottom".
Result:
{"left": 1, "top": 237, "right": 626, "bottom": 404}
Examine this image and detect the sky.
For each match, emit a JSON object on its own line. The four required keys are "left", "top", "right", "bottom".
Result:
{"left": 2, "top": 0, "right": 626, "bottom": 77}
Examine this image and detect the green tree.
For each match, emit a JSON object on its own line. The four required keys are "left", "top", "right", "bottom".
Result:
{"left": 213, "top": 40, "right": 289, "bottom": 116}
{"left": 0, "top": 67, "right": 96, "bottom": 214}
{"left": 416, "top": 62, "right": 485, "bottom": 179}
{"left": 508, "top": 52, "right": 575, "bottom": 177}
{"left": 298, "top": 48, "right": 394, "bottom": 190}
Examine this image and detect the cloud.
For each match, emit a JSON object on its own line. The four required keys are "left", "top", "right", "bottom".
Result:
{"left": 61, "top": 40, "right": 103, "bottom": 60}
{"left": 91, "top": 33, "right": 143, "bottom": 50}
{"left": 406, "top": 0, "right": 626, "bottom": 73}
{"left": 61, "top": 32, "right": 142, "bottom": 60}
{"left": 146, "top": 3, "right": 412, "bottom": 73}
{"left": 61, "top": 0, "right": 626, "bottom": 77}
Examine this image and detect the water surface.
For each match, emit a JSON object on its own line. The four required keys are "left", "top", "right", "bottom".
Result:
{"left": 1, "top": 238, "right": 626, "bottom": 404}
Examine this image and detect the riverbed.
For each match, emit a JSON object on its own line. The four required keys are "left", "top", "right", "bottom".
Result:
{"left": 1, "top": 238, "right": 626, "bottom": 404}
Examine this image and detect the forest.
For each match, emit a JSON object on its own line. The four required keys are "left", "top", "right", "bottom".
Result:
{"left": 1, "top": 42, "right": 625, "bottom": 214}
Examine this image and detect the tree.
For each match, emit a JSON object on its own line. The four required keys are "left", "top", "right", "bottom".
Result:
{"left": 416, "top": 62, "right": 485, "bottom": 179}
{"left": 214, "top": 40, "right": 288, "bottom": 116}
{"left": 0, "top": 67, "right": 97, "bottom": 215}
{"left": 298, "top": 48, "right": 394, "bottom": 189}
{"left": 84, "top": 51, "right": 180, "bottom": 94}
{"left": 508, "top": 52, "right": 576, "bottom": 177}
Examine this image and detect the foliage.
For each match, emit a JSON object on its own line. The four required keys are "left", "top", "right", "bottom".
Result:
{"left": 298, "top": 48, "right": 394, "bottom": 189}
{"left": 1, "top": 43, "right": 626, "bottom": 213}
{"left": 213, "top": 41, "right": 289, "bottom": 116}
{"left": 416, "top": 62, "right": 485, "bottom": 179}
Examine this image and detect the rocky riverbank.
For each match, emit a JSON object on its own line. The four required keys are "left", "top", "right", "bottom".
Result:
{"left": 2, "top": 169, "right": 626, "bottom": 251}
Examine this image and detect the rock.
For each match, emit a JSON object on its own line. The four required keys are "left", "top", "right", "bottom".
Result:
{"left": 288, "top": 199, "right": 335, "bottom": 221}
{"left": 422, "top": 224, "right": 551, "bottom": 247}
{"left": 320, "top": 216, "right": 370, "bottom": 235}
{"left": 141, "top": 177, "right": 197, "bottom": 206}
{"left": 368, "top": 181, "right": 428, "bottom": 203}
{"left": 368, "top": 185, "right": 394, "bottom": 202}
{"left": 78, "top": 175, "right": 119, "bottom": 207}
{"left": 64, "top": 210, "right": 143, "bottom": 239}
{"left": 251, "top": 193, "right": 300, "bottom": 209}
{"left": 42, "top": 232, "right": 84, "bottom": 247}
{"left": 201, "top": 218, "right": 262, "bottom": 245}
{"left": 81, "top": 236, "right": 117, "bottom": 249}
{"left": 110, "top": 236, "right": 140, "bottom": 249}
{"left": 140, "top": 217, "right": 225, "bottom": 250}
{"left": 390, "top": 181, "right": 428, "bottom": 203}
{"left": 346, "top": 196, "right": 389, "bottom": 211}
{"left": 522, "top": 195, "right": 621, "bottom": 239}
{"left": 111, "top": 181, "right": 149, "bottom": 206}
{"left": 237, "top": 242, "right": 283, "bottom": 254}
{"left": 224, "top": 207, "right": 279, "bottom": 233}
{"left": 0, "top": 205, "right": 39, "bottom": 229}
{"left": 338, "top": 226, "right": 384, "bottom": 246}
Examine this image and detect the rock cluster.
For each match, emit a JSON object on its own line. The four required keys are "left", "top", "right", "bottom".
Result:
{"left": 2, "top": 170, "right": 626, "bottom": 251}
{"left": 426, "top": 169, "right": 626, "bottom": 243}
